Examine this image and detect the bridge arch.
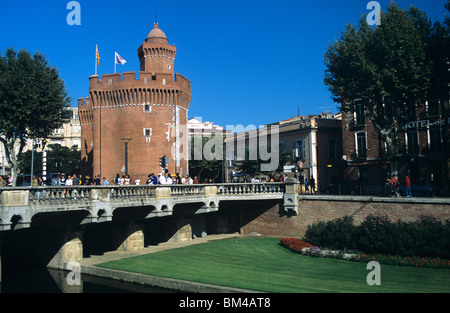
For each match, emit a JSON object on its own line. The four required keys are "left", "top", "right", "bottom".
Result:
{"left": 96, "top": 209, "right": 110, "bottom": 223}
{"left": 10, "top": 214, "right": 28, "bottom": 230}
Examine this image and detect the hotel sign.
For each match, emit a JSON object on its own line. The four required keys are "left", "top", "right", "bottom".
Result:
{"left": 403, "top": 117, "right": 450, "bottom": 130}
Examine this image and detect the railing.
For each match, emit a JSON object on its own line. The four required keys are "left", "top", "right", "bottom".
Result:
{"left": 26, "top": 185, "right": 159, "bottom": 203}
{"left": 216, "top": 183, "right": 285, "bottom": 195}
{"left": 29, "top": 186, "right": 92, "bottom": 203}
{"left": 170, "top": 185, "right": 205, "bottom": 196}
{"left": 0, "top": 182, "right": 287, "bottom": 207}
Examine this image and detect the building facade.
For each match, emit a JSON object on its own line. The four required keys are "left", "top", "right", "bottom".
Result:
{"left": 187, "top": 118, "right": 229, "bottom": 137}
{"left": 78, "top": 24, "right": 192, "bottom": 182}
{"left": 225, "top": 113, "right": 344, "bottom": 191}
{"left": 48, "top": 107, "right": 82, "bottom": 150}
{"left": 342, "top": 99, "right": 449, "bottom": 196}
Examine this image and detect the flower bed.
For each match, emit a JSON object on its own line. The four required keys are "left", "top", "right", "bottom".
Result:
{"left": 280, "top": 238, "right": 450, "bottom": 269}
{"left": 280, "top": 238, "right": 312, "bottom": 252}
{"left": 358, "top": 253, "right": 450, "bottom": 269}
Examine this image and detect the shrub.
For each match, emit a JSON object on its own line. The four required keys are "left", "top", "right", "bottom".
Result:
{"left": 415, "top": 215, "right": 447, "bottom": 258}
{"left": 357, "top": 213, "right": 392, "bottom": 254}
{"left": 304, "top": 216, "right": 357, "bottom": 250}
{"left": 303, "top": 213, "right": 450, "bottom": 259}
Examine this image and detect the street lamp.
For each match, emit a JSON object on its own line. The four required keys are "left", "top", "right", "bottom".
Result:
{"left": 121, "top": 138, "right": 132, "bottom": 176}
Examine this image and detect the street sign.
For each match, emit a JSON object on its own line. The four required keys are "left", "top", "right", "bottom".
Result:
{"left": 298, "top": 160, "right": 304, "bottom": 169}
{"left": 283, "top": 165, "right": 295, "bottom": 172}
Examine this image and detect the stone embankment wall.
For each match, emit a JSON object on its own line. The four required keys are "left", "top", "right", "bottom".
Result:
{"left": 239, "top": 196, "right": 450, "bottom": 238}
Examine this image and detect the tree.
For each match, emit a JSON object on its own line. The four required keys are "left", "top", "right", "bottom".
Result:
{"left": 235, "top": 143, "right": 291, "bottom": 178}
{"left": 189, "top": 134, "right": 223, "bottom": 183}
{"left": 19, "top": 144, "right": 81, "bottom": 179}
{"left": 0, "top": 48, "right": 70, "bottom": 185}
{"left": 324, "top": 3, "right": 433, "bottom": 160}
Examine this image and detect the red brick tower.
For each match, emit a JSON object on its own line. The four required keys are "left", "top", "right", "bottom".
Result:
{"left": 79, "top": 23, "right": 191, "bottom": 182}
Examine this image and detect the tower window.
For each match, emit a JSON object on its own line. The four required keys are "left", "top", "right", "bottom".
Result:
{"left": 144, "top": 104, "right": 151, "bottom": 112}
{"left": 152, "top": 74, "right": 156, "bottom": 81}
{"left": 144, "top": 128, "right": 152, "bottom": 142}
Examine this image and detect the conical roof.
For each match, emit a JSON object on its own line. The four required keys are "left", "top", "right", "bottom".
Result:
{"left": 145, "top": 23, "right": 169, "bottom": 44}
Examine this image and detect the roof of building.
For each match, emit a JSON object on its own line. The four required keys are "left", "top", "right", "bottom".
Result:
{"left": 146, "top": 23, "right": 169, "bottom": 44}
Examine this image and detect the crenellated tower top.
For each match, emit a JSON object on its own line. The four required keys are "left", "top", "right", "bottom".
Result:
{"left": 138, "top": 23, "right": 176, "bottom": 77}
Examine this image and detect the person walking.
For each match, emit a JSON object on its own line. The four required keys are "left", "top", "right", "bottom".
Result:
{"left": 37, "top": 177, "right": 46, "bottom": 201}
{"left": 386, "top": 175, "right": 399, "bottom": 197}
{"left": 405, "top": 175, "right": 412, "bottom": 197}
{"left": 151, "top": 173, "right": 158, "bottom": 185}
{"left": 72, "top": 174, "right": 80, "bottom": 199}
{"left": 93, "top": 174, "right": 101, "bottom": 185}
{"left": 310, "top": 176, "right": 316, "bottom": 194}
{"left": 0, "top": 175, "right": 7, "bottom": 187}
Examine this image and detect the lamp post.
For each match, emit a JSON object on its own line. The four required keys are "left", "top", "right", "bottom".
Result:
{"left": 30, "top": 138, "right": 35, "bottom": 186}
{"left": 121, "top": 138, "right": 132, "bottom": 176}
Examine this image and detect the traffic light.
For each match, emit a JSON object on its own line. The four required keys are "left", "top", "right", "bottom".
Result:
{"left": 159, "top": 155, "right": 166, "bottom": 169}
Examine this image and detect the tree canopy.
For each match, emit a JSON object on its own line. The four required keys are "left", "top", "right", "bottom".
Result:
{"left": 324, "top": 2, "right": 449, "bottom": 159}
{"left": 0, "top": 48, "right": 71, "bottom": 185}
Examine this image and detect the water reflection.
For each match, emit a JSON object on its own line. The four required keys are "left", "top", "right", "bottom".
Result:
{"left": 1, "top": 267, "right": 176, "bottom": 293}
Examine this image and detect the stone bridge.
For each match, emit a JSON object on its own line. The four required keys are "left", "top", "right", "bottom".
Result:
{"left": 0, "top": 181, "right": 296, "bottom": 281}
{"left": 0, "top": 182, "right": 291, "bottom": 232}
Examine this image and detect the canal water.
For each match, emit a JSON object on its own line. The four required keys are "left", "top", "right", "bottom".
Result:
{"left": 1, "top": 266, "right": 176, "bottom": 293}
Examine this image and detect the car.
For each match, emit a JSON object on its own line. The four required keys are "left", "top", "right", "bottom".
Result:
{"left": 399, "top": 178, "right": 434, "bottom": 197}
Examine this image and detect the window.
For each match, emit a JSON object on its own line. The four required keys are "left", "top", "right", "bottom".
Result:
{"left": 144, "top": 104, "right": 152, "bottom": 112}
{"left": 427, "top": 99, "right": 440, "bottom": 117}
{"left": 293, "top": 140, "right": 306, "bottom": 160}
{"left": 354, "top": 100, "right": 365, "bottom": 125}
{"left": 328, "top": 139, "right": 337, "bottom": 160}
{"left": 144, "top": 128, "right": 152, "bottom": 142}
{"left": 406, "top": 128, "right": 419, "bottom": 155}
{"left": 429, "top": 126, "right": 442, "bottom": 153}
{"left": 355, "top": 132, "right": 367, "bottom": 158}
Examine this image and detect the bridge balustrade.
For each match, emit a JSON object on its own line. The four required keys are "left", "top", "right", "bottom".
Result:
{"left": 217, "top": 183, "right": 285, "bottom": 195}
{"left": 170, "top": 185, "right": 205, "bottom": 196}
{"left": 28, "top": 186, "right": 92, "bottom": 203}
{"left": 0, "top": 182, "right": 287, "bottom": 210}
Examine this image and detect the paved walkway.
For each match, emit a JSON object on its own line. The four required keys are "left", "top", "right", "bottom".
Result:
{"left": 80, "top": 233, "right": 241, "bottom": 266}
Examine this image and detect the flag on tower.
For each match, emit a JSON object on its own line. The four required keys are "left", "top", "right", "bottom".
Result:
{"left": 96, "top": 45, "right": 100, "bottom": 67}
{"left": 115, "top": 52, "right": 127, "bottom": 65}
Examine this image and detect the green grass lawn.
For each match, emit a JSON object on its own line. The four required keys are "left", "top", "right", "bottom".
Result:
{"left": 97, "top": 237, "right": 450, "bottom": 293}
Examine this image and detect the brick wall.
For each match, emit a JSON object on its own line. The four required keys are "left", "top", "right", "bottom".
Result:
{"left": 239, "top": 196, "right": 450, "bottom": 238}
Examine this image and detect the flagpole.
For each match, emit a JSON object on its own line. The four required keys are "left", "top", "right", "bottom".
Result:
{"left": 95, "top": 45, "right": 98, "bottom": 75}
{"left": 95, "top": 45, "right": 97, "bottom": 75}
{"left": 114, "top": 52, "right": 116, "bottom": 74}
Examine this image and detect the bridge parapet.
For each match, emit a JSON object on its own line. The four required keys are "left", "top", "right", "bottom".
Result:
{"left": 0, "top": 182, "right": 287, "bottom": 232}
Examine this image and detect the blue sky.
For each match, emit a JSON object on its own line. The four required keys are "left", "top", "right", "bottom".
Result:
{"left": 0, "top": 0, "right": 447, "bottom": 128}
